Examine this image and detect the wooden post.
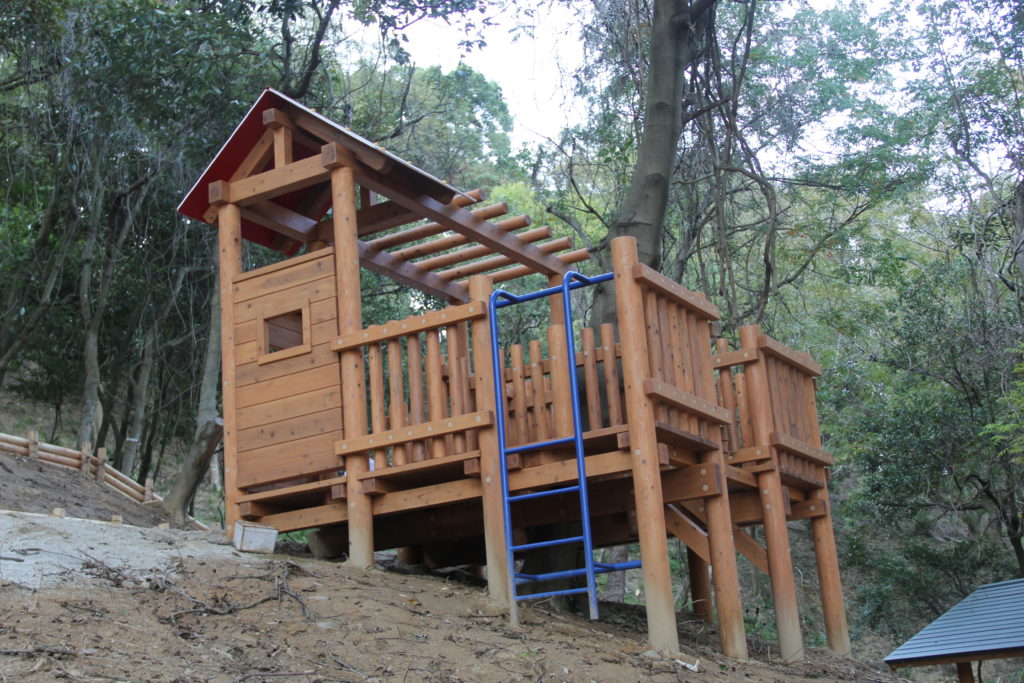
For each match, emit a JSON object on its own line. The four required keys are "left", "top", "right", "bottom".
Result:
{"left": 80, "top": 442, "right": 91, "bottom": 474}
{"left": 468, "top": 275, "right": 515, "bottom": 620}
{"left": 956, "top": 662, "right": 975, "bottom": 683}
{"left": 739, "top": 324, "right": 803, "bottom": 663}
{"left": 329, "top": 162, "right": 373, "bottom": 569}
{"left": 27, "top": 430, "right": 39, "bottom": 460}
{"left": 144, "top": 477, "right": 154, "bottom": 502}
{"left": 216, "top": 201, "right": 243, "bottom": 536}
{"left": 610, "top": 236, "right": 679, "bottom": 655}
{"left": 687, "top": 548, "right": 713, "bottom": 623}
{"left": 547, "top": 273, "right": 565, "bottom": 327}
{"left": 95, "top": 447, "right": 107, "bottom": 483}
{"left": 801, "top": 363, "right": 852, "bottom": 656}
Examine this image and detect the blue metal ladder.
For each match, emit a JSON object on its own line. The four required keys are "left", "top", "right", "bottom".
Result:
{"left": 488, "top": 270, "right": 641, "bottom": 619}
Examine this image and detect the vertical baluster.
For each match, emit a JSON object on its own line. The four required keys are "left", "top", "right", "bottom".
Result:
{"left": 600, "top": 323, "right": 623, "bottom": 426}
{"left": 715, "top": 338, "right": 741, "bottom": 459}
{"left": 449, "top": 325, "right": 467, "bottom": 453}
{"left": 407, "top": 334, "right": 426, "bottom": 462}
{"left": 643, "top": 291, "right": 667, "bottom": 424}
{"left": 735, "top": 371, "right": 755, "bottom": 449}
{"left": 509, "top": 344, "right": 528, "bottom": 447}
{"left": 387, "top": 338, "right": 408, "bottom": 466}
{"left": 425, "top": 329, "right": 447, "bottom": 459}
{"left": 581, "top": 327, "right": 602, "bottom": 431}
{"left": 528, "top": 340, "right": 550, "bottom": 442}
{"left": 656, "top": 297, "right": 679, "bottom": 429}
{"left": 368, "top": 343, "right": 386, "bottom": 469}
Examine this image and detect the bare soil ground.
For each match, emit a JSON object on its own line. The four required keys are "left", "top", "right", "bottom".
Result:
{"left": 0, "top": 450, "right": 911, "bottom": 682}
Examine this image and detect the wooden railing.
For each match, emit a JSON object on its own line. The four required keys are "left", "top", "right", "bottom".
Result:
{"left": 627, "top": 263, "right": 732, "bottom": 466}
{"left": 331, "top": 301, "right": 493, "bottom": 479}
{"left": 0, "top": 430, "right": 208, "bottom": 529}
{"left": 498, "top": 322, "right": 624, "bottom": 452}
{"left": 712, "top": 326, "right": 832, "bottom": 489}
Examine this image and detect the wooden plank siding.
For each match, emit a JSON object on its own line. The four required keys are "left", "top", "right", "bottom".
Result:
{"left": 232, "top": 251, "right": 343, "bottom": 490}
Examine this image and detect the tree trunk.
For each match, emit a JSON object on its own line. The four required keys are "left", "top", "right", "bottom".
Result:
{"left": 592, "top": 0, "right": 716, "bottom": 325}
{"left": 121, "top": 326, "right": 156, "bottom": 477}
{"left": 161, "top": 282, "right": 223, "bottom": 526}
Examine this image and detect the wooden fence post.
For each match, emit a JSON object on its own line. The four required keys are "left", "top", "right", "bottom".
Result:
{"left": 610, "top": 236, "right": 679, "bottom": 655}
{"left": 27, "top": 430, "right": 39, "bottom": 460}
{"left": 95, "top": 447, "right": 107, "bottom": 483}
{"left": 144, "top": 477, "right": 155, "bottom": 503}
{"left": 80, "top": 442, "right": 92, "bottom": 474}
{"left": 739, "top": 324, "right": 803, "bottom": 663}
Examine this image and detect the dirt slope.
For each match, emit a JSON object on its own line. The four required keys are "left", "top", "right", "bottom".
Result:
{"left": 0, "top": 451, "right": 170, "bottom": 526}
{"left": 0, "top": 451, "right": 907, "bottom": 682}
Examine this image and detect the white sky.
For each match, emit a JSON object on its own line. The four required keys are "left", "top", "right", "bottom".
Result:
{"left": 401, "top": 3, "right": 588, "bottom": 146}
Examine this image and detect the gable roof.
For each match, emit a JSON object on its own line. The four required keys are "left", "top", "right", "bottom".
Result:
{"left": 885, "top": 577, "right": 1024, "bottom": 668}
{"left": 177, "top": 87, "right": 462, "bottom": 248}
{"left": 177, "top": 88, "right": 583, "bottom": 299}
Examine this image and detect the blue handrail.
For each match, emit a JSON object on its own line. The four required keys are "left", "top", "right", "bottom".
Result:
{"left": 488, "top": 270, "right": 629, "bottom": 620}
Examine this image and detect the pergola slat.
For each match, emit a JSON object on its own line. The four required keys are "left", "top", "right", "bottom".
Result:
{"left": 417, "top": 225, "right": 551, "bottom": 272}
{"left": 390, "top": 214, "right": 528, "bottom": 262}
{"left": 437, "top": 237, "right": 572, "bottom": 281}
{"left": 369, "top": 200, "right": 505, "bottom": 251}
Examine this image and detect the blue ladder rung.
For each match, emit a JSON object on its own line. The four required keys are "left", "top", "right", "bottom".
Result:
{"left": 594, "top": 560, "right": 642, "bottom": 573}
{"left": 513, "top": 587, "right": 589, "bottom": 601}
{"left": 506, "top": 436, "right": 574, "bottom": 455}
{"left": 512, "top": 536, "right": 584, "bottom": 552}
{"left": 508, "top": 485, "right": 580, "bottom": 502}
{"left": 516, "top": 567, "right": 589, "bottom": 583}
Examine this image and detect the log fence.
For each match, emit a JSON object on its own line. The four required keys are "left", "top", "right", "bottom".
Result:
{"left": 0, "top": 430, "right": 208, "bottom": 530}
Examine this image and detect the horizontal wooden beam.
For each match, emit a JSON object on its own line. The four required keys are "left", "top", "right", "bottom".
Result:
{"left": 357, "top": 240, "right": 470, "bottom": 303}
{"left": 660, "top": 463, "right": 724, "bottom": 502}
{"left": 335, "top": 410, "right": 492, "bottom": 456}
{"left": 711, "top": 347, "right": 758, "bottom": 370}
{"left": 726, "top": 445, "right": 771, "bottom": 465}
{"left": 419, "top": 224, "right": 548, "bottom": 273}
{"left": 644, "top": 378, "right": 732, "bottom": 425}
{"left": 789, "top": 498, "right": 828, "bottom": 520}
{"left": 216, "top": 152, "right": 334, "bottom": 207}
{"left": 771, "top": 432, "right": 833, "bottom": 466}
{"left": 632, "top": 263, "right": 721, "bottom": 321}
{"left": 438, "top": 237, "right": 572, "bottom": 281}
{"left": 758, "top": 335, "right": 822, "bottom": 376}
{"left": 333, "top": 301, "right": 485, "bottom": 351}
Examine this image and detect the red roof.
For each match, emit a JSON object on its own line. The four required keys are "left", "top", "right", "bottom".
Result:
{"left": 177, "top": 88, "right": 460, "bottom": 251}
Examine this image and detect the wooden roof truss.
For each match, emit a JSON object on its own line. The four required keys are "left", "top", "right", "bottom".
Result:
{"left": 193, "top": 94, "right": 587, "bottom": 302}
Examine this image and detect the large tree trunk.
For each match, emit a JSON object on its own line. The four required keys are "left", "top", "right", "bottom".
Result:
{"left": 161, "top": 282, "right": 223, "bottom": 526}
{"left": 592, "top": 0, "right": 716, "bottom": 325}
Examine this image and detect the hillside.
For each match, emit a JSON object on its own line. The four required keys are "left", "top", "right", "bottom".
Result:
{"left": 0, "top": 450, "right": 907, "bottom": 683}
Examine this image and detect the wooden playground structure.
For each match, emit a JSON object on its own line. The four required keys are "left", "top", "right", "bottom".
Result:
{"left": 178, "top": 88, "right": 851, "bottom": 661}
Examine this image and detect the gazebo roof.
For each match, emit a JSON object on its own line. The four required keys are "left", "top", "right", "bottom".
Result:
{"left": 885, "top": 577, "right": 1024, "bottom": 669}
{"left": 178, "top": 88, "right": 585, "bottom": 301}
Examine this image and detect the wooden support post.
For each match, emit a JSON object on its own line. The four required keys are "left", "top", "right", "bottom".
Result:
{"left": 801, "top": 365, "right": 851, "bottom": 656}
{"left": 687, "top": 548, "right": 713, "bottom": 623}
{"left": 956, "top": 662, "right": 975, "bottom": 683}
{"left": 739, "top": 324, "right": 803, "bottom": 663}
{"left": 27, "top": 430, "right": 39, "bottom": 460}
{"left": 331, "top": 164, "right": 374, "bottom": 569}
{"left": 468, "top": 274, "right": 516, "bottom": 620}
{"left": 217, "top": 202, "right": 243, "bottom": 537}
{"left": 547, "top": 273, "right": 565, "bottom": 327}
{"left": 144, "top": 477, "right": 154, "bottom": 502}
{"left": 610, "top": 236, "right": 679, "bottom": 655}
